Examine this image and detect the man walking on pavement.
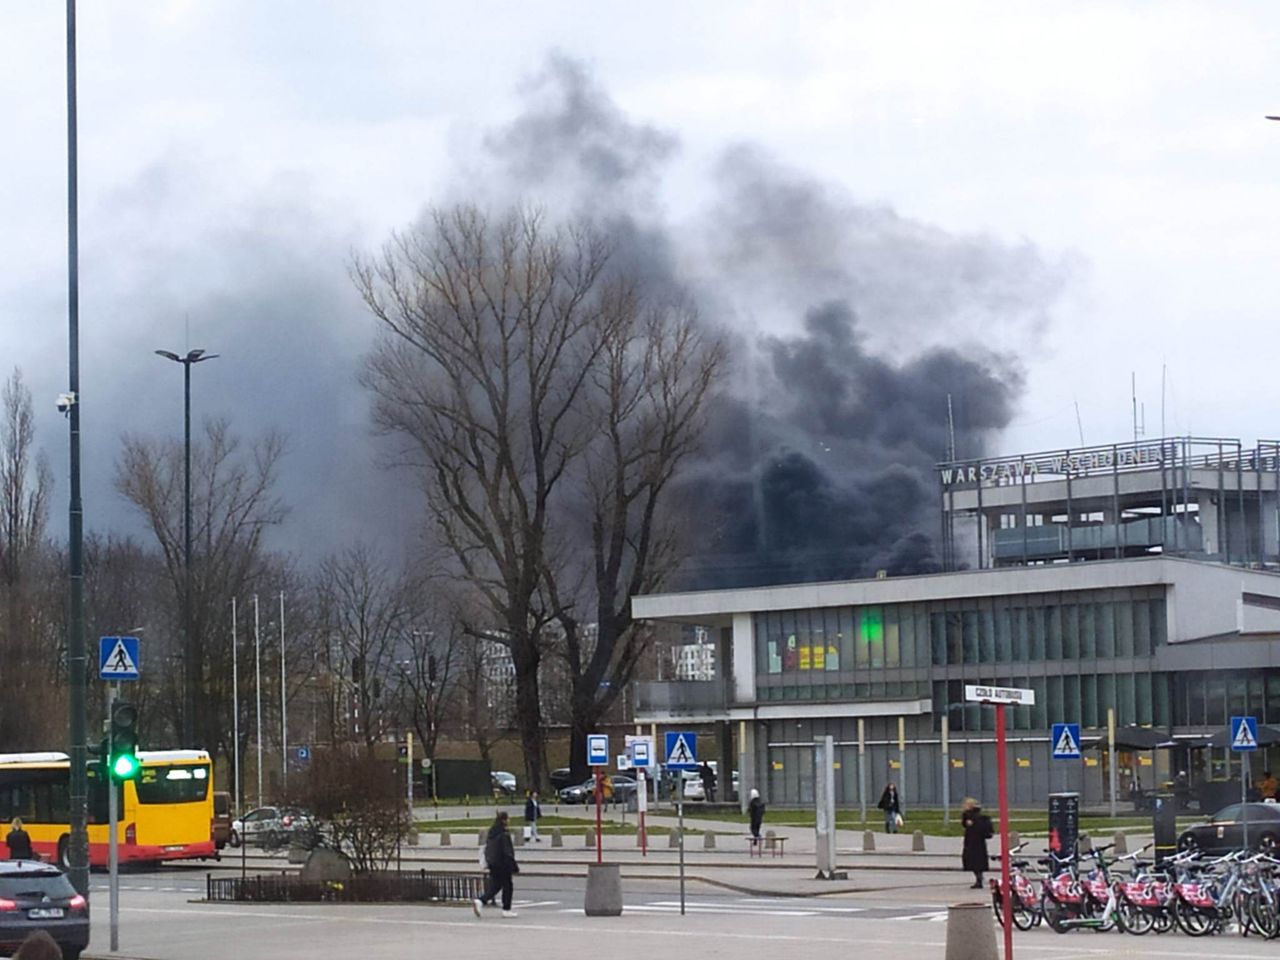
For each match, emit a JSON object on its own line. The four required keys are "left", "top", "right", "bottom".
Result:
{"left": 473, "top": 811, "right": 520, "bottom": 918}
{"left": 524, "top": 790, "right": 542, "bottom": 842}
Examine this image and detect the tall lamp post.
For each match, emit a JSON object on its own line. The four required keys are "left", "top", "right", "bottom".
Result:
{"left": 155, "top": 348, "right": 218, "bottom": 746}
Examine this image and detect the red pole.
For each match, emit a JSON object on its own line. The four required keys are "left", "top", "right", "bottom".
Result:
{"left": 996, "top": 702, "right": 1013, "bottom": 960}
{"left": 595, "top": 769, "right": 603, "bottom": 865}
{"left": 640, "top": 772, "right": 647, "bottom": 857}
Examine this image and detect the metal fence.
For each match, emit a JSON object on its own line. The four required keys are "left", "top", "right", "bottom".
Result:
{"left": 206, "top": 870, "right": 485, "bottom": 904}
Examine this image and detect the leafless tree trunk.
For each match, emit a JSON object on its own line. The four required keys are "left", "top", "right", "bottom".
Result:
{"left": 116, "top": 418, "right": 286, "bottom": 749}
{"left": 314, "top": 543, "right": 417, "bottom": 752}
{"left": 546, "top": 298, "right": 724, "bottom": 777}
{"left": 354, "top": 205, "right": 616, "bottom": 789}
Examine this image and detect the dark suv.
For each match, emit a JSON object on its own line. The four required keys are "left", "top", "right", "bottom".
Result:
{"left": 0, "top": 861, "right": 89, "bottom": 960}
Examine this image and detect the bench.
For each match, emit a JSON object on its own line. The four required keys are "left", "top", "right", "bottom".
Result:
{"left": 747, "top": 836, "right": 764, "bottom": 857}
{"left": 765, "top": 835, "right": 786, "bottom": 857}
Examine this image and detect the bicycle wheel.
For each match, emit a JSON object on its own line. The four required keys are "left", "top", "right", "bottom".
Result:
{"left": 1248, "top": 892, "right": 1280, "bottom": 940}
{"left": 1152, "top": 905, "right": 1175, "bottom": 934}
{"left": 1040, "top": 893, "right": 1071, "bottom": 934}
{"left": 1011, "top": 892, "right": 1037, "bottom": 931}
{"left": 1173, "top": 899, "right": 1217, "bottom": 937}
{"left": 1117, "top": 900, "right": 1155, "bottom": 935}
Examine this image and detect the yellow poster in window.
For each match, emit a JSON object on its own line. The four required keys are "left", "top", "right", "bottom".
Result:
{"left": 799, "top": 645, "right": 811, "bottom": 670}
{"left": 1016, "top": 758, "right": 1031, "bottom": 768}
{"left": 889, "top": 759, "right": 901, "bottom": 769}
{"left": 951, "top": 759, "right": 965, "bottom": 769}
{"left": 812, "top": 644, "right": 825, "bottom": 669}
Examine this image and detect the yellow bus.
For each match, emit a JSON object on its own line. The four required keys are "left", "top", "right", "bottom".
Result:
{"left": 0, "top": 749, "right": 217, "bottom": 867}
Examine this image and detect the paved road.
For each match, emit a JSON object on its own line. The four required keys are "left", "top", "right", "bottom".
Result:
{"left": 81, "top": 864, "right": 1280, "bottom": 960}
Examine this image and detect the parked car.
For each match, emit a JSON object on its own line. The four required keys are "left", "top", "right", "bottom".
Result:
{"left": 549, "top": 768, "right": 577, "bottom": 792}
{"left": 492, "top": 770, "right": 517, "bottom": 797}
{"left": 1177, "top": 801, "right": 1280, "bottom": 855}
{"left": 212, "top": 790, "right": 232, "bottom": 849}
{"left": 559, "top": 775, "right": 637, "bottom": 805}
{"left": 0, "top": 860, "right": 89, "bottom": 960}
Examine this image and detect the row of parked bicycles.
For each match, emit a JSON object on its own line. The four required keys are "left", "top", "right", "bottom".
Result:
{"left": 991, "top": 841, "right": 1280, "bottom": 937}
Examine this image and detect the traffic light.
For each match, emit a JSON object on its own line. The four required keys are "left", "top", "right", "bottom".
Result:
{"left": 108, "top": 702, "right": 141, "bottom": 781}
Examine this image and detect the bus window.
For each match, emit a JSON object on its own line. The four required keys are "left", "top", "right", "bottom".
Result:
{"left": 86, "top": 767, "right": 122, "bottom": 824}
{"left": 136, "top": 764, "right": 210, "bottom": 804}
{"left": 0, "top": 768, "right": 71, "bottom": 825}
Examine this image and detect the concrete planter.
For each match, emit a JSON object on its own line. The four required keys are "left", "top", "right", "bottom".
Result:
{"left": 584, "top": 862, "right": 623, "bottom": 917}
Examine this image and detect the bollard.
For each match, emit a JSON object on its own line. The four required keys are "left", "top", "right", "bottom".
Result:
{"left": 464, "top": 795, "right": 471, "bottom": 818}
{"left": 478, "top": 831, "right": 486, "bottom": 847}
{"left": 551, "top": 828, "right": 563, "bottom": 847}
{"left": 912, "top": 829, "right": 925, "bottom": 852}
{"left": 585, "top": 828, "right": 596, "bottom": 847}
{"left": 584, "top": 862, "right": 623, "bottom": 916}
{"left": 669, "top": 828, "right": 682, "bottom": 848}
{"left": 440, "top": 830, "right": 451, "bottom": 847}
{"left": 1009, "top": 830, "right": 1020, "bottom": 850}
{"left": 944, "top": 902, "right": 997, "bottom": 960}
{"left": 1078, "top": 833, "right": 1092, "bottom": 853}
{"left": 703, "top": 831, "right": 716, "bottom": 850}
{"left": 862, "top": 829, "right": 875, "bottom": 852}
{"left": 513, "top": 829, "right": 524, "bottom": 847}
{"left": 1113, "top": 831, "right": 1127, "bottom": 855}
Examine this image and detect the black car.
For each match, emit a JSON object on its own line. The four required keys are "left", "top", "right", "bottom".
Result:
{"left": 558, "top": 775, "right": 637, "bottom": 805}
{"left": 1177, "top": 802, "right": 1280, "bottom": 855}
{"left": 0, "top": 860, "right": 89, "bottom": 960}
{"left": 549, "top": 768, "right": 577, "bottom": 793}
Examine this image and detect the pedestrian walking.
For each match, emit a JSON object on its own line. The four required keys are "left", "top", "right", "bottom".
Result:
{"left": 877, "top": 782, "right": 902, "bottom": 834}
{"left": 6, "top": 818, "right": 33, "bottom": 861}
{"left": 747, "top": 789, "right": 766, "bottom": 840}
{"left": 473, "top": 811, "right": 519, "bottom": 918}
{"left": 961, "top": 797, "right": 994, "bottom": 888}
{"left": 524, "top": 790, "right": 542, "bottom": 842}
{"left": 700, "top": 762, "right": 717, "bottom": 803}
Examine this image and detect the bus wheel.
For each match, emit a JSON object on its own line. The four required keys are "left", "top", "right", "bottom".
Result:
{"left": 56, "top": 836, "right": 70, "bottom": 871}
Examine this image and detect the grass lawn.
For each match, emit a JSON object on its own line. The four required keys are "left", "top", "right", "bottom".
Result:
{"left": 413, "top": 815, "right": 725, "bottom": 837}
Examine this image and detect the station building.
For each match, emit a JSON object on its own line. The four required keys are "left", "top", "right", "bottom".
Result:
{"left": 632, "top": 437, "right": 1280, "bottom": 810}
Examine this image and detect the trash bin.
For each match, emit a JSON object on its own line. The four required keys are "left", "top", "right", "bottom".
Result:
{"left": 1153, "top": 795, "right": 1178, "bottom": 865}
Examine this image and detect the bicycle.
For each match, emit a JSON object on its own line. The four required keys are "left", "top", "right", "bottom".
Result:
{"left": 990, "top": 842, "right": 1042, "bottom": 931}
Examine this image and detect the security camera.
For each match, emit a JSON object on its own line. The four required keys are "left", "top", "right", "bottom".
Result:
{"left": 56, "top": 392, "right": 77, "bottom": 414}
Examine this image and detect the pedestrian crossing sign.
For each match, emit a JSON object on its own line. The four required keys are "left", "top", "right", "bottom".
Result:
{"left": 99, "top": 636, "right": 141, "bottom": 681}
{"left": 1231, "top": 716, "right": 1259, "bottom": 752}
{"left": 1051, "top": 723, "right": 1082, "bottom": 760}
{"left": 665, "top": 731, "right": 697, "bottom": 770}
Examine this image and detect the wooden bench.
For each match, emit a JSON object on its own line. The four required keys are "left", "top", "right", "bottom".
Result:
{"left": 765, "top": 835, "right": 787, "bottom": 857}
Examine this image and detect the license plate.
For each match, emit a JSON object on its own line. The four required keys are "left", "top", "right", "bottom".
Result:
{"left": 28, "top": 908, "right": 64, "bottom": 919}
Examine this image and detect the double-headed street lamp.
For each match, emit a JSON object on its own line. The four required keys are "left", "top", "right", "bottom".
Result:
{"left": 155, "top": 348, "right": 218, "bottom": 746}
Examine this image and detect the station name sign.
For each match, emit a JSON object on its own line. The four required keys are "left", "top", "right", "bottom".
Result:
{"left": 940, "top": 443, "right": 1166, "bottom": 487}
{"left": 965, "top": 684, "right": 1036, "bottom": 706}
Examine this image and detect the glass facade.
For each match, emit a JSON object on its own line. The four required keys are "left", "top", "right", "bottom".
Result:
{"left": 753, "top": 586, "right": 1168, "bottom": 728}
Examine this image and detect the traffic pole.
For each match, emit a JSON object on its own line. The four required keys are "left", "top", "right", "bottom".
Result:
{"left": 107, "top": 683, "right": 119, "bottom": 952}
{"left": 595, "top": 769, "right": 603, "bottom": 865}
{"left": 996, "top": 702, "right": 1012, "bottom": 960}
{"left": 638, "top": 770, "right": 647, "bottom": 857}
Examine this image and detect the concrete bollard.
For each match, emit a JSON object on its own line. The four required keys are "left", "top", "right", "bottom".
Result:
{"left": 551, "top": 828, "right": 563, "bottom": 847}
{"left": 584, "top": 862, "right": 623, "bottom": 916}
{"left": 440, "top": 830, "right": 451, "bottom": 847}
{"left": 478, "top": 831, "right": 486, "bottom": 847}
{"left": 669, "top": 828, "right": 682, "bottom": 848}
{"left": 1009, "top": 830, "right": 1020, "bottom": 850}
{"left": 1113, "top": 831, "right": 1128, "bottom": 855}
{"left": 513, "top": 829, "right": 524, "bottom": 847}
{"left": 944, "top": 902, "right": 997, "bottom": 960}
{"left": 862, "top": 830, "right": 876, "bottom": 852}
{"left": 407, "top": 831, "right": 419, "bottom": 847}
{"left": 912, "top": 829, "right": 926, "bottom": 852}
{"left": 1078, "top": 833, "right": 1092, "bottom": 853}
{"left": 585, "top": 828, "right": 596, "bottom": 847}
{"left": 703, "top": 831, "right": 716, "bottom": 850}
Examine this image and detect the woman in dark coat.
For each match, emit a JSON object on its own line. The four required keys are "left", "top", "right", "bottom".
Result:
{"left": 961, "top": 798, "right": 994, "bottom": 888}
{"left": 747, "top": 789, "right": 766, "bottom": 840}
{"left": 6, "top": 819, "right": 33, "bottom": 861}
{"left": 877, "top": 782, "right": 901, "bottom": 834}
{"left": 473, "top": 811, "right": 519, "bottom": 917}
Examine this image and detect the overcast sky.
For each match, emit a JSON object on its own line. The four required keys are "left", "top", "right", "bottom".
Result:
{"left": 3, "top": 2, "right": 1279, "bottom": 560}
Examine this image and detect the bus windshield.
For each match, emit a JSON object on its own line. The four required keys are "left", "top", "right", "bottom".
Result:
{"left": 135, "top": 763, "right": 210, "bottom": 804}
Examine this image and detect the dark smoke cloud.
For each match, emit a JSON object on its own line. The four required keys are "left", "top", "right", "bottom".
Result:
{"left": 480, "top": 57, "right": 1066, "bottom": 589}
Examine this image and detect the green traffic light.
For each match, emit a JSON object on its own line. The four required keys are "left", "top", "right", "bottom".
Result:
{"left": 111, "top": 753, "right": 140, "bottom": 780}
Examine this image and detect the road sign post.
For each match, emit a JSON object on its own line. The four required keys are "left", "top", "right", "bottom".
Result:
{"left": 1232, "top": 716, "right": 1258, "bottom": 850}
{"left": 98, "top": 635, "right": 140, "bottom": 954}
{"left": 626, "top": 736, "right": 653, "bottom": 857}
{"left": 1051, "top": 722, "right": 1082, "bottom": 794}
{"left": 587, "top": 734, "right": 608, "bottom": 865}
{"left": 664, "top": 731, "right": 698, "bottom": 916}
{"left": 966, "top": 684, "right": 1035, "bottom": 960}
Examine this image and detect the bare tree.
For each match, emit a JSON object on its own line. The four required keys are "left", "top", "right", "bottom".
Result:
{"left": 314, "top": 544, "right": 417, "bottom": 751}
{"left": 115, "top": 418, "right": 286, "bottom": 749}
{"left": 354, "top": 205, "right": 617, "bottom": 788}
{"left": 388, "top": 618, "right": 459, "bottom": 771}
{"left": 0, "top": 369, "right": 56, "bottom": 746}
{"left": 546, "top": 297, "right": 724, "bottom": 777}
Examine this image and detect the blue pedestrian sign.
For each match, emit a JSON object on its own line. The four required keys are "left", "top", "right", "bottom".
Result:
{"left": 665, "top": 731, "right": 698, "bottom": 770}
{"left": 586, "top": 734, "right": 609, "bottom": 766}
{"left": 99, "top": 636, "right": 140, "bottom": 681}
{"left": 1051, "top": 723, "right": 1082, "bottom": 760}
{"left": 1231, "top": 716, "right": 1259, "bottom": 752}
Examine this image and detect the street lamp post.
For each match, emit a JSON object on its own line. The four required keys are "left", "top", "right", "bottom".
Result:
{"left": 155, "top": 348, "right": 218, "bottom": 747}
